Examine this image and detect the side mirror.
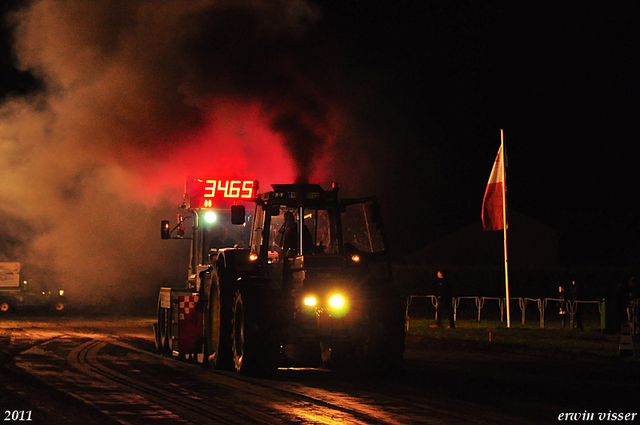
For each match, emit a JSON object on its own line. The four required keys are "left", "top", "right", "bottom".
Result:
{"left": 161, "top": 220, "right": 171, "bottom": 239}
{"left": 231, "top": 205, "right": 246, "bottom": 225}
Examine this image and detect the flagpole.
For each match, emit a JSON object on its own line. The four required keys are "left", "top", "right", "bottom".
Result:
{"left": 501, "top": 129, "right": 511, "bottom": 328}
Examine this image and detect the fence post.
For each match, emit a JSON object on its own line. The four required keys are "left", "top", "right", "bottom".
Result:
{"left": 475, "top": 297, "right": 484, "bottom": 321}
{"left": 567, "top": 300, "right": 576, "bottom": 329}
{"left": 431, "top": 295, "right": 439, "bottom": 321}
{"left": 542, "top": 298, "right": 549, "bottom": 328}
{"left": 518, "top": 298, "right": 526, "bottom": 325}
{"left": 452, "top": 297, "right": 459, "bottom": 322}
{"left": 537, "top": 298, "right": 543, "bottom": 328}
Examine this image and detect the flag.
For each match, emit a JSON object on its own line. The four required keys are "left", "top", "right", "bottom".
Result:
{"left": 482, "top": 144, "right": 508, "bottom": 231}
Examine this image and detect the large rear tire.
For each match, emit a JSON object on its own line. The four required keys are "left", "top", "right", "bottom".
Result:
{"left": 204, "top": 273, "right": 234, "bottom": 370}
{"left": 232, "top": 283, "right": 279, "bottom": 377}
{"left": 154, "top": 299, "right": 163, "bottom": 352}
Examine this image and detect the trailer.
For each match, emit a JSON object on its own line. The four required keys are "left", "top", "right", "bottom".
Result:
{"left": 154, "top": 178, "right": 255, "bottom": 361}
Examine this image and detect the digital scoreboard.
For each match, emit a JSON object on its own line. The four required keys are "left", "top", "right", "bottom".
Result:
{"left": 186, "top": 177, "right": 256, "bottom": 209}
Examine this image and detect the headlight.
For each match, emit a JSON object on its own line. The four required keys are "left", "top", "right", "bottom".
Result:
{"left": 303, "top": 296, "right": 317, "bottom": 307}
{"left": 59, "top": 290, "right": 65, "bottom": 296}
{"left": 328, "top": 294, "right": 346, "bottom": 309}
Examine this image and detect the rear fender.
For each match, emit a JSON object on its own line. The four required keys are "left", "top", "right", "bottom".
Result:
{"left": 216, "top": 249, "right": 260, "bottom": 279}
{"left": 216, "top": 248, "right": 251, "bottom": 270}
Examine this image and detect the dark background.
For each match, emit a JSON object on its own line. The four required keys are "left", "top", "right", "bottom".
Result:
{"left": 2, "top": 0, "right": 639, "bottom": 267}
{"left": 319, "top": 1, "right": 640, "bottom": 266}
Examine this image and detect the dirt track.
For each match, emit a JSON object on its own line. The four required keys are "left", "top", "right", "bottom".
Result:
{"left": 404, "top": 334, "right": 640, "bottom": 423}
{"left": 1, "top": 317, "right": 639, "bottom": 424}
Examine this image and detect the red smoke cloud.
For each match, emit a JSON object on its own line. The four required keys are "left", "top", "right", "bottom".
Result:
{"left": 121, "top": 101, "right": 298, "bottom": 200}
{"left": 8, "top": 0, "right": 342, "bottom": 192}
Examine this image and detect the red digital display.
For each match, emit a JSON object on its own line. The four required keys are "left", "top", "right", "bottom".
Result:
{"left": 187, "top": 178, "right": 256, "bottom": 209}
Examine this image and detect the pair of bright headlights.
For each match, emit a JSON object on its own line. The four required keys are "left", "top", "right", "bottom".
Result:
{"left": 303, "top": 293, "right": 346, "bottom": 310}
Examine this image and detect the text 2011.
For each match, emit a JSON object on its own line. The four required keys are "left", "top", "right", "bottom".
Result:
{"left": 4, "top": 411, "right": 32, "bottom": 422}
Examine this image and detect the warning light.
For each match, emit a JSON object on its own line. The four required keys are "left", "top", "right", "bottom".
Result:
{"left": 204, "top": 211, "right": 217, "bottom": 223}
{"left": 161, "top": 220, "right": 171, "bottom": 239}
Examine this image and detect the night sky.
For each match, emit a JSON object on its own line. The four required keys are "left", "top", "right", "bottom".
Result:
{"left": 1, "top": 0, "right": 639, "bottom": 297}
{"left": 317, "top": 1, "right": 640, "bottom": 250}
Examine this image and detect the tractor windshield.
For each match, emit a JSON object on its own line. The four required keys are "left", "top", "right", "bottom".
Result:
{"left": 268, "top": 206, "right": 340, "bottom": 258}
{"left": 249, "top": 191, "right": 387, "bottom": 265}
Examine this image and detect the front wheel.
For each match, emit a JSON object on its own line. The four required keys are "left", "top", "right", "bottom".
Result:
{"left": 232, "top": 284, "right": 279, "bottom": 377}
{"left": 154, "top": 299, "right": 163, "bottom": 352}
{"left": 322, "top": 291, "right": 405, "bottom": 377}
{"left": 156, "top": 304, "right": 171, "bottom": 355}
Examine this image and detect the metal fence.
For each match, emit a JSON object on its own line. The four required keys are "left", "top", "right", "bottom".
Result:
{"left": 406, "top": 295, "right": 602, "bottom": 330}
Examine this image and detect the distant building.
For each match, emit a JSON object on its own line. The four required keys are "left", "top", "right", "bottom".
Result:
{"left": 407, "top": 210, "right": 560, "bottom": 267}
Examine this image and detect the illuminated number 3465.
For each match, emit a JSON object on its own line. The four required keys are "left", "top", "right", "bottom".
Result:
{"left": 204, "top": 180, "right": 253, "bottom": 199}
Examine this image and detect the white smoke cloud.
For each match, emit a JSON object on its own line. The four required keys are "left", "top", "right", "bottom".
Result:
{"left": 0, "top": 0, "right": 338, "bottom": 308}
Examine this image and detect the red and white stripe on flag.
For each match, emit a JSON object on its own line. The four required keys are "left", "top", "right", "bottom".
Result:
{"left": 482, "top": 144, "right": 507, "bottom": 231}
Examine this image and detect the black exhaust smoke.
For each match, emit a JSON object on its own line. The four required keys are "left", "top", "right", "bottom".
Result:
{"left": 176, "top": 2, "right": 340, "bottom": 183}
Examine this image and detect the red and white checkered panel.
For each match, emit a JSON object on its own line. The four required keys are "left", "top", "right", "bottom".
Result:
{"left": 179, "top": 295, "right": 199, "bottom": 315}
